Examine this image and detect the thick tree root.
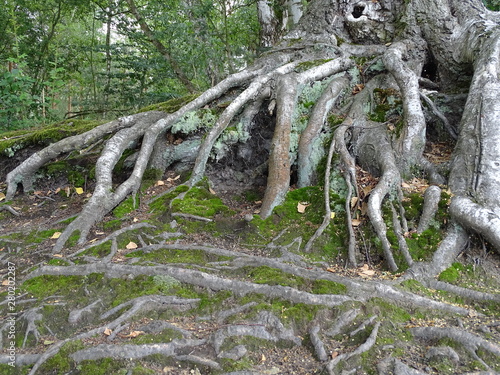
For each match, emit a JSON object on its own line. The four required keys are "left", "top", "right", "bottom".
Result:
{"left": 412, "top": 326, "right": 500, "bottom": 370}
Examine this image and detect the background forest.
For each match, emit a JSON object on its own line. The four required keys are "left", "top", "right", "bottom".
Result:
{"left": 0, "top": 0, "right": 261, "bottom": 130}
{"left": 1, "top": 0, "right": 499, "bottom": 131}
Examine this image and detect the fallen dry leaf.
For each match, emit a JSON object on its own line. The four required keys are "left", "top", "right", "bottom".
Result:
{"left": 104, "top": 328, "right": 112, "bottom": 336}
{"left": 350, "top": 196, "right": 358, "bottom": 209}
{"left": 155, "top": 180, "right": 165, "bottom": 186}
{"left": 51, "top": 232, "right": 62, "bottom": 239}
{"left": 0, "top": 192, "right": 5, "bottom": 202}
{"left": 53, "top": 254, "right": 63, "bottom": 258}
{"left": 123, "top": 330, "right": 144, "bottom": 338}
{"left": 297, "top": 202, "right": 310, "bottom": 213}
{"left": 209, "top": 187, "right": 216, "bottom": 195}
{"left": 351, "top": 219, "right": 362, "bottom": 227}
{"left": 75, "top": 187, "right": 84, "bottom": 194}
{"left": 330, "top": 212, "right": 336, "bottom": 219}
{"left": 126, "top": 241, "right": 138, "bottom": 250}
{"left": 2, "top": 280, "right": 9, "bottom": 286}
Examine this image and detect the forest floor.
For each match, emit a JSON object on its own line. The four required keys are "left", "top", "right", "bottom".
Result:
{"left": 0, "top": 140, "right": 499, "bottom": 375}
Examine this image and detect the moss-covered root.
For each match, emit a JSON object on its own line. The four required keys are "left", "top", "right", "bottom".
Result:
{"left": 325, "top": 321, "right": 381, "bottom": 374}
{"left": 26, "top": 295, "right": 200, "bottom": 375}
{"left": 411, "top": 326, "right": 500, "bottom": 371}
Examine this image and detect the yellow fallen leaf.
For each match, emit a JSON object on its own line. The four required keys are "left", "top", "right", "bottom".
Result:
{"left": 330, "top": 212, "right": 336, "bottom": 219}
{"left": 261, "top": 353, "right": 266, "bottom": 362}
{"left": 75, "top": 187, "right": 84, "bottom": 195}
{"left": 53, "top": 254, "right": 63, "bottom": 258}
{"left": 297, "top": 202, "right": 310, "bottom": 213}
{"left": 209, "top": 187, "right": 216, "bottom": 195}
{"left": 104, "top": 328, "right": 112, "bottom": 336}
{"left": 133, "top": 217, "right": 139, "bottom": 222}
{"left": 126, "top": 241, "right": 138, "bottom": 250}
{"left": 51, "top": 232, "right": 62, "bottom": 239}
{"left": 155, "top": 180, "right": 165, "bottom": 186}
{"left": 0, "top": 192, "right": 5, "bottom": 202}
{"left": 2, "top": 280, "right": 9, "bottom": 286}
{"left": 43, "top": 340, "right": 55, "bottom": 345}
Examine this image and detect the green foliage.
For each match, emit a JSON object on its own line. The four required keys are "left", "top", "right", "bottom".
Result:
{"left": 483, "top": 0, "right": 500, "bottom": 11}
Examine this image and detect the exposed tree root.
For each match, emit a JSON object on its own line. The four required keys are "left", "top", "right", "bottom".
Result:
{"left": 412, "top": 326, "right": 500, "bottom": 370}
{"left": 326, "top": 321, "right": 381, "bottom": 374}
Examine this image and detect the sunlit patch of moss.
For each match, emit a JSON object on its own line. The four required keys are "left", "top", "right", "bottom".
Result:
{"left": 137, "top": 93, "right": 200, "bottom": 113}
{"left": 438, "top": 262, "right": 466, "bottom": 283}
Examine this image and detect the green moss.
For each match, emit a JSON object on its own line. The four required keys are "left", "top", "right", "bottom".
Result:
{"left": 39, "top": 340, "right": 85, "bottom": 373}
{"left": 311, "top": 279, "right": 347, "bottom": 295}
{"left": 148, "top": 185, "right": 190, "bottom": 214}
{"left": 248, "top": 266, "right": 306, "bottom": 289}
{"left": 103, "top": 219, "right": 122, "bottom": 231}
{"left": 80, "top": 240, "right": 112, "bottom": 258}
{"left": 126, "top": 247, "right": 232, "bottom": 266}
{"left": 295, "top": 59, "right": 333, "bottom": 73}
{"left": 79, "top": 358, "right": 125, "bottom": 375}
{"left": 171, "top": 186, "right": 232, "bottom": 218}
{"left": 246, "top": 186, "right": 346, "bottom": 258}
{"left": 406, "top": 228, "right": 442, "bottom": 262}
{"left": 137, "top": 94, "right": 200, "bottom": 113}
{"left": 47, "top": 258, "right": 71, "bottom": 266}
{"left": 0, "top": 119, "right": 105, "bottom": 157}
{"left": 131, "top": 328, "right": 183, "bottom": 345}
{"left": 113, "top": 195, "right": 140, "bottom": 218}
{"left": 366, "top": 298, "right": 411, "bottom": 323}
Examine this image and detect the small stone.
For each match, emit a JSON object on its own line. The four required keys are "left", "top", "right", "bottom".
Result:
{"left": 244, "top": 213, "right": 254, "bottom": 222}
